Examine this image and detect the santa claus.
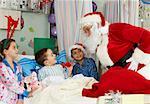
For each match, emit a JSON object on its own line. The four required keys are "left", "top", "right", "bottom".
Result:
{"left": 80, "top": 12, "right": 150, "bottom": 97}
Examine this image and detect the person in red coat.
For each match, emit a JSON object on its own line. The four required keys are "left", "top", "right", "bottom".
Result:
{"left": 79, "top": 12, "right": 150, "bottom": 98}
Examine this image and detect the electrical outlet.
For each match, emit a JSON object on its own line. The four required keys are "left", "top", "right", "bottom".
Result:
{"left": 28, "top": 0, "right": 39, "bottom": 10}
{"left": 146, "top": 11, "right": 150, "bottom": 19}
{"left": 10, "top": 0, "right": 19, "bottom": 9}
{"left": 19, "top": 0, "right": 28, "bottom": 9}
{"left": 0, "top": 0, "right": 7, "bottom": 8}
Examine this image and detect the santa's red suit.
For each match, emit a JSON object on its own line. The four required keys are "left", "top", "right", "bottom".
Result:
{"left": 80, "top": 12, "right": 150, "bottom": 98}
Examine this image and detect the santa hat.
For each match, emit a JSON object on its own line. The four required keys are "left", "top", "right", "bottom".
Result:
{"left": 69, "top": 43, "right": 86, "bottom": 59}
{"left": 80, "top": 12, "right": 106, "bottom": 27}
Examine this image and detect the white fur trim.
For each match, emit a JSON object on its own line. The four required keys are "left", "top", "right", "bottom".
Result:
{"left": 96, "top": 34, "right": 114, "bottom": 67}
{"left": 99, "top": 22, "right": 109, "bottom": 34}
{"left": 138, "top": 65, "right": 150, "bottom": 80}
{"left": 80, "top": 15, "right": 101, "bottom": 25}
{"left": 132, "top": 48, "right": 150, "bottom": 65}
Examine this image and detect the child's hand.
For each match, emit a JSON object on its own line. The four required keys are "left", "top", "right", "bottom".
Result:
{"left": 16, "top": 100, "right": 24, "bottom": 104}
{"left": 28, "top": 91, "right": 33, "bottom": 98}
{"left": 61, "top": 62, "right": 73, "bottom": 77}
{"left": 66, "top": 65, "right": 73, "bottom": 71}
{"left": 28, "top": 86, "right": 39, "bottom": 98}
{"left": 31, "top": 85, "right": 40, "bottom": 92}
{"left": 66, "top": 63, "right": 73, "bottom": 77}
{"left": 61, "top": 62, "right": 72, "bottom": 68}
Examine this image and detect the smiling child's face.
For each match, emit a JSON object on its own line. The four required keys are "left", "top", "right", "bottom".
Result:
{"left": 71, "top": 48, "right": 84, "bottom": 61}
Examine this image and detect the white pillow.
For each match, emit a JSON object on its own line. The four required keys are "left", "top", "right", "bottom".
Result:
{"left": 16, "top": 54, "right": 35, "bottom": 61}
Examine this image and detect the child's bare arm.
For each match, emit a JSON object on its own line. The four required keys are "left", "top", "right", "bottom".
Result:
{"left": 66, "top": 65, "right": 73, "bottom": 77}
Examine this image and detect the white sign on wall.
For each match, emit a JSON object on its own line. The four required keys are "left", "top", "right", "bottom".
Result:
{"left": 0, "top": 9, "right": 21, "bottom": 30}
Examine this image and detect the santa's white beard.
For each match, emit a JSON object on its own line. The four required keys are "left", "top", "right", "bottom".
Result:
{"left": 82, "top": 25, "right": 102, "bottom": 54}
{"left": 84, "top": 36, "right": 100, "bottom": 54}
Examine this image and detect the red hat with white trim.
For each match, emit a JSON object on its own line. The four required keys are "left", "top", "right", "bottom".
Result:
{"left": 80, "top": 12, "right": 106, "bottom": 27}
{"left": 69, "top": 43, "right": 86, "bottom": 59}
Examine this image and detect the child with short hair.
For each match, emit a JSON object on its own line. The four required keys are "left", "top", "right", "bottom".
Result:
{"left": 35, "top": 48, "right": 72, "bottom": 81}
{"left": 0, "top": 39, "right": 33, "bottom": 104}
{"left": 70, "top": 43, "right": 99, "bottom": 81}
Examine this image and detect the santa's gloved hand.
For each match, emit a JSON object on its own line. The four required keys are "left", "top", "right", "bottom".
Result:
{"left": 126, "top": 57, "right": 139, "bottom": 71}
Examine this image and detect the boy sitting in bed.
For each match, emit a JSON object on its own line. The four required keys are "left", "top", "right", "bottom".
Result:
{"left": 70, "top": 43, "right": 99, "bottom": 81}
{"left": 35, "top": 48, "right": 72, "bottom": 82}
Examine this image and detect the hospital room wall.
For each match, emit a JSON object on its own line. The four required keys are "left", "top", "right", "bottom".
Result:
{"left": 0, "top": 1, "right": 104, "bottom": 55}
{"left": 0, "top": 12, "right": 50, "bottom": 55}
{"left": 93, "top": 0, "right": 105, "bottom": 12}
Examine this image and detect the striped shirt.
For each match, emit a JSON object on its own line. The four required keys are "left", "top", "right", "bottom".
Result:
{"left": 38, "top": 64, "right": 65, "bottom": 81}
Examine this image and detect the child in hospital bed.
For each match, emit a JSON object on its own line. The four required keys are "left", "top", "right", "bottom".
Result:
{"left": 69, "top": 43, "right": 99, "bottom": 81}
{"left": 35, "top": 48, "right": 72, "bottom": 85}
{"left": 23, "top": 48, "right": 98, "bottom": 104}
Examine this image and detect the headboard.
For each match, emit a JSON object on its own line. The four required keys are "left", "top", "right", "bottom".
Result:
{"left": 34, "top": 38, "right": 57, "bottom": 54}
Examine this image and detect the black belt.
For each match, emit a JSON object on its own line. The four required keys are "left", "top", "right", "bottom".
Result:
{"left": 107, "top": 44, "right": 137, "bottom": 68}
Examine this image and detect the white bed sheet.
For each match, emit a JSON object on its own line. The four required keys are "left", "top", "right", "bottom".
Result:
{"left": 24, "top": 75, "right": 98, "bottom": 104}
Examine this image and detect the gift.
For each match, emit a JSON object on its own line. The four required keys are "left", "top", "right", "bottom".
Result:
{"left": 97, "top": 94, "right": 150, "bottom": 104}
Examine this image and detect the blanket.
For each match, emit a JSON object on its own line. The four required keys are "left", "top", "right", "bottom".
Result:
{"left": 24, "top": 75, "right": 97, "bottom": 104}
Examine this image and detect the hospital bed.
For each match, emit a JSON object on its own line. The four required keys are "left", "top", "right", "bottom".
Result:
{"left": 17, "top": 55, "right": 150, "bottom": 104}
